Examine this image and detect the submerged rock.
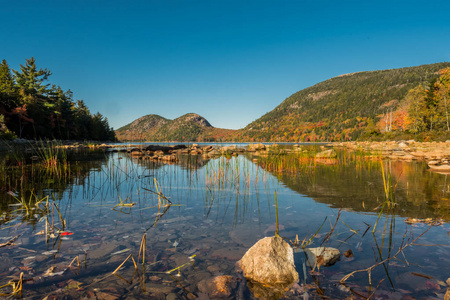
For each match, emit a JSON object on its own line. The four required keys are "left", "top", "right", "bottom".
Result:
{"left": 305, "top": 247, "right": 340, "bottom": 267}
{"left": 197, "top": 275, "right": 240, "bottom": 298}
{"left": 238, "top": 236, "right": 298, "bottom": 285}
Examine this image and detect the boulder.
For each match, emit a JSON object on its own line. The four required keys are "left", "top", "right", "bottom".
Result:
{"left": 305, "top": 247, "right": 340, "bottom": 267}
{"left": 238, "top": 236, "right": 298, "bottom": 285}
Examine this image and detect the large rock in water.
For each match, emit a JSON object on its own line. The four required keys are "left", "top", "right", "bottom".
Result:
{"left": 238, "top": 236, "right": 298, "bottom": 285}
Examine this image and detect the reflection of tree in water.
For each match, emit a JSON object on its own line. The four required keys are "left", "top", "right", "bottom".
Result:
{"left": 0, "top": 149, "right": 108, "bottom": 213}
{"left": 253, "top": 150, "right": 450, "bottom": 221}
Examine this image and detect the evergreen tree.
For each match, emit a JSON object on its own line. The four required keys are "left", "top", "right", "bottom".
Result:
{"left": 13, "top": 57, "right": 52, "bottom": 97}
{"left": 0, "top": 59, "right": 18, "bottom": 110}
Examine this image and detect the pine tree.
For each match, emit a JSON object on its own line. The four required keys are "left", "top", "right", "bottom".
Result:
{"left": 0, "top": 59, "right": 17, "bottom": 110}
{"left": 13, "top": 57, "right": 52, "bottom": 97}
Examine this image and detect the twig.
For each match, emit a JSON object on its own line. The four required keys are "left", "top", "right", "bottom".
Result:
{"left": 0, "top": 235, "right": 20, "bottom": 248}
{"left": 340, "top": 225, "right": 434, "bottom": 284}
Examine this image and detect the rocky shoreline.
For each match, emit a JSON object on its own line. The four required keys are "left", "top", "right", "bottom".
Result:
{"left": 335, "top": 141, "right": 450, "bottom": 171}
{"left": 2, "top": 139, "right": 449, "bottom": 171}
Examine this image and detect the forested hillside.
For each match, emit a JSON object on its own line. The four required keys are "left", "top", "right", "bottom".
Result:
{"left": 238, "top": 62, "right": 450, "bottom": 142}
{"left": 0, "top": 58, "right": 116, "bottom": 141}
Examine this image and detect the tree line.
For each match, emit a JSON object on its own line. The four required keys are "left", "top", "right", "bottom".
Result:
{"left": 0, "top": 57, "right": 116, "bottom": 141}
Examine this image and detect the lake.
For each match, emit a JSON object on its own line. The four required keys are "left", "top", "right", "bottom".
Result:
{"left": 1, "top": 143, "right": 449, "bottom": 299}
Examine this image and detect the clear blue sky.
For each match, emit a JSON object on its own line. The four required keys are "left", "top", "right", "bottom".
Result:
{"left": 1, "top": 0, "right": 450, "bottom": 130}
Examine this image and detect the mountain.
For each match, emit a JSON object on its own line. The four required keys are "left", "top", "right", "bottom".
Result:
{"left": 115, "top": 113, "right": 235, "bottom": 142}
{"left": 238, "top": 62, "right": 450, "bottom": 142}
{"left": 117, "top": 62, "right": 450, "bottom": 142}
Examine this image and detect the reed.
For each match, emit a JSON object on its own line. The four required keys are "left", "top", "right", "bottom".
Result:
{"left": 0, "top": 272, "right": 23, "bottom": 298}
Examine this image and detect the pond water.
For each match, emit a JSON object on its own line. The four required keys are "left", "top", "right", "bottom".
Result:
{"left": 1, "top": 145, "right": 450, "bottom": 299}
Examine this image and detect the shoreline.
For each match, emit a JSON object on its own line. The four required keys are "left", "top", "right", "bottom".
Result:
{"left": 2, "top": 139, "right": 449, "bottom": 169}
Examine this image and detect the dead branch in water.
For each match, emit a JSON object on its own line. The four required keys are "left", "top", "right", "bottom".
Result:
{"left": 339, "top": 224, "right": 435, "bottom": 285}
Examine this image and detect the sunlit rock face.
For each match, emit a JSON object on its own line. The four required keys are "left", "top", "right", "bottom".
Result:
{"left": 238, "top": 236, "right": 299, "bottom": 299}
{"left": 238, "top": 235, "right": 298, "bottom": 287}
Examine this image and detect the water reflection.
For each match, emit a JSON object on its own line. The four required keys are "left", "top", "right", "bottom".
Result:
{"left": 0, "top": 146, "right": 450, "bottom": 299}
{"left": 252, "top": 149, "right": 450, "bottom": 221}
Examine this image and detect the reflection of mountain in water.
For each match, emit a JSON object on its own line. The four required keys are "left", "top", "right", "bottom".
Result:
{"left": 252, "top": 152, "right": 450, "bottom": 221}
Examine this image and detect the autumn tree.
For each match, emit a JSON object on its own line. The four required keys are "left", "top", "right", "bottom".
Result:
{"left": 405, "top": 85, "right": 427, "bottom": 133}
{"left": 434, "top": 67, "right": 450, "bottom": 131}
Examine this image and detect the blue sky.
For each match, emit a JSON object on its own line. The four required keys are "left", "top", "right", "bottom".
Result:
{"left": 1, "top": 0, "right": 450, "bottom": 130}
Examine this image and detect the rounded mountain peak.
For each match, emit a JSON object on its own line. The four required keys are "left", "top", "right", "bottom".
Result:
{"left": 176, "top": 113, "right": 212, "bottom": 128}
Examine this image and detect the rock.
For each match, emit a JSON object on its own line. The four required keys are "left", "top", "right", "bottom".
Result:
{"left": 428, "top": 160, "right": 440, "bottom": 165}
{"left": 305, "top": 247, "right": 340, "bottom": 267}
{"left": 154, "top": 150, "right": 164, "bottom": 156}
{"left": 246, "top": 280, "right": 294, "bottom": 300}
{"left": 445, "top": 278, "right": 450, "bottom": 300}
{"left": 212, "top": 247, "right": 247, "bottom": 261}
{"left": 149, "top": 275, "right": 162, "bottom": 282}
{"left": 161, "top": 155, "right": 177, "bottom": 162}
{"left": 428, "top": 164, "right": 450, "bottom": 172}
{"left": 130, "top": 150, "right": 143, "bottom": 157}
{"left": 315, "top": 149, "right": 337, "bottom": 159}
{"left": 166, "top": 293, "right": 178, "bottom": 300}
{"left": 197, "top": 275, "right": 239, "bottom": 298}
{"left": 208, "top": 149, "right": 221, "bottom": 157}
{"left": 343, "top": 249, "right": 353, "bottom": 258}
{"left": 249, "top": 143, "right": 266, "bottom": 151}
{"left": 238, "top": 236, "right": 298, "bottom": 285}
{"left": 229, "top": 225, "right": 261, "bottom": 248}
{"left": 95, "top": 291, "right": 119, "bottom": 300}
